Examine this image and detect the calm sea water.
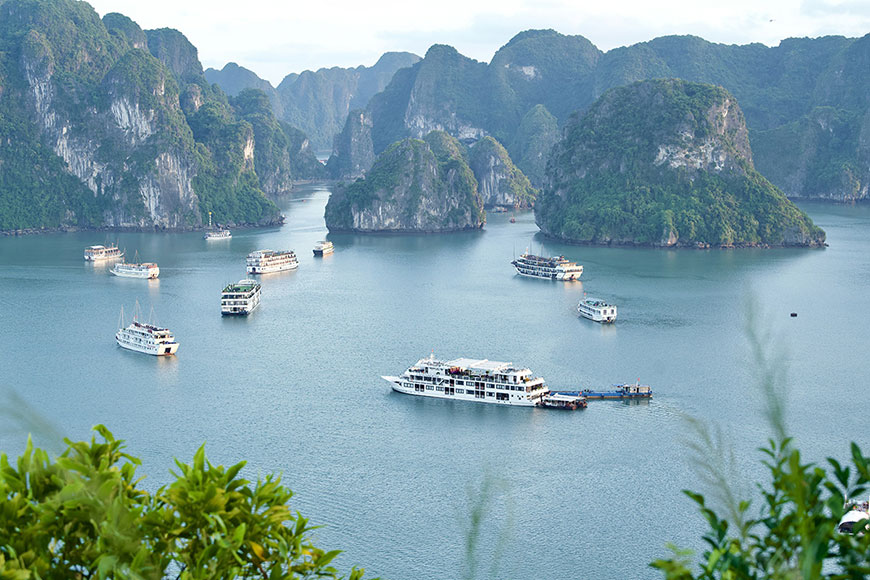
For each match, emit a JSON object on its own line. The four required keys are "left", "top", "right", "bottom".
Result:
{"left": 2, "top": 186, "right": 869, "bottom": 579}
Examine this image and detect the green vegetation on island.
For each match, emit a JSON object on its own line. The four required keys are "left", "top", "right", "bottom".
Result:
{"left": 536, "top": 80, "right": 825, "bottom": 247}
{"left": 468, "top": 137, "right": 537, "bottom": 208}
{"left": 325, "top": 130, "right": 484, "bottom": 232}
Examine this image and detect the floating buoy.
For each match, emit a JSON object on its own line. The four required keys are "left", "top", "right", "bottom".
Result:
{"left": 790, "top": 312, "right": 798, "bottom": 317}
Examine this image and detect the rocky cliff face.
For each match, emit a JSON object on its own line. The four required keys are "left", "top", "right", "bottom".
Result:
{"left": 324, "top": 131, "right": 484, "bottom": 232}
{"left": 0, "top": 0, "right": 284, "bottom": 231}
{"left": 468, "top": 137, "right": 536, "bottom": 208}
{"left": 14, "top": 7, "right": 200, "bottom": 228}
{"left": 538, "top": 80, "right": 825, "bottom": 247}
{"left": 327, "top": 109, "right": 375, "bottom": 179}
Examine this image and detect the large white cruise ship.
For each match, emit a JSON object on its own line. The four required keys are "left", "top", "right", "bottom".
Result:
{"left": 111, "top": 261, "right": 159, "bottom": 279}
{"left": 382, "top": 355, "right": 586, "bottom": 409}
{"left": 221, "top": 279, "right": 261, "bottom": 315}
{"left": 84, "top": 244, "right": 124, "bottom": 261}
{"left": 115, "top": 308, "right": 179, "bottom": 356}
{"left": 511, "top": 252, "right": 583, "bottom": 281}
{"left": 246, "top": 250, "right": 298, "bottom": 274}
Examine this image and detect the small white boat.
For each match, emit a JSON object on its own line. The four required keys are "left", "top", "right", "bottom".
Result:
{"left": 577, "top": 297, "right": 617, "bottom": 323}
{"left": 221, "top": 279, "right": 261, "bottom": 315}
{"left": 84, "top": 244, "right": 124, "bottom": 261}
{"left": 839, "top": 498, "right": 870, "bottom": 534}
{"left": 246, "top": 250, "right": 298, "bottom": 274}
{"left": 313, "top": 240, "right": 334, "bottom": 256}
{"left": 203, "top": 211, "right": 231, "bottom": 240}
{"left": 115, "top": 305, "right": 178, "bottom": 356}
{"left": 112, "top": 261, "right": 159, "bottom": 279}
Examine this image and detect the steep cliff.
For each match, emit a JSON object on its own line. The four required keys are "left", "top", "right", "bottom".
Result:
{"left": 327, "top": 109, "right": 374, "bottom": 180}
{"left": 468, "top": 137, "right": 536, "bottom": 208}
{"left": 231, "top": 89, "right": 293, "bottom": 195}
{"left": 324, "top": 131, "right": 484, "bottom": 232}
{"left": 0, "top": 0, "right": 283, "bottom": 231}
{"left": 537, "top": 80, "right": 825, "bottom": 247}
{"left": 508, "top": 105, "right": 559, "bottom": 187}
{"left": 204, "top": 62, "right": 283, "bottom": 117}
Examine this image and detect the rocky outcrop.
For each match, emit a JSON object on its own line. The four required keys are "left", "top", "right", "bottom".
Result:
{"left": 508, "top": 105, "right": 559, "bottom": 187}
{"left": 324, "top": 131, "right": 484, "bottom": 232}
{"left": 537, "top": 80, "right": 825, "bottom": 247}
{"left": 327, "top": 109, "right": 374, "bottom": 179}
{"left": 468, "top": 137, "right": 536, "bottom": 208}
{"left": 0, "top": 0, "right": 284, "bottom": 231}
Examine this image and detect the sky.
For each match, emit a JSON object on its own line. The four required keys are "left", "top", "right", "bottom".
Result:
{"left": 86, "top": 0, "right": 870, "bottom": 86}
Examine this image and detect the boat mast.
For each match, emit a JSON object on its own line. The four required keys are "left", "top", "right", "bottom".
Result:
{"left": 118, "top": 305, "right": 125, "bottom": 330}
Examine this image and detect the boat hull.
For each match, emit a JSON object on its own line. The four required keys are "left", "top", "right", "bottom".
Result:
{"left": 112, "top": 268, "right": 159, "bottom": 279}
{"left": 512, "top": 267, "right": 580, "bottom": 281}
{"left": 247, "top": 263, "right": 298, "bottom": 274}
{"left": 383, "top": 376, "right": 536, "bottom": 407}
{"left": 116, "top": 337, "right": 178, "bottom": 356}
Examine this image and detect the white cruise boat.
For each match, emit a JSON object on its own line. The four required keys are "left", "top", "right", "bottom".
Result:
{"left": 382, "top": 355, "right": 586, "bottom": 409}
{"left": 204, "top": 229, "right": 232, "bottom": 240}
{"left": 578, "top": 297, "right": 617, "bottom": 323}
{"left": 511, "top": 252, "right": 583, "bottom": 281}
{"left": 84, "top": 244, "right": 124, "bottom": 261}
{"left": 115, "top": 307, "right": 178, "bottom": 356}
{"left": 111, "top": 261, "right": 159, "bottom": 279}
{"left": 313, "top": 240, "right": 334, "bottom": 256}
{"left": 839, "top": 498, "right": 870, "bottom": 534}
{"left": 203, "top": 211, "right": 231, "bottom": 240}
{"left": 246, "top": 250, "right": 298, "bottom": 274}
{"left": 221, "top": 279, "right": 261, "bottom": 315}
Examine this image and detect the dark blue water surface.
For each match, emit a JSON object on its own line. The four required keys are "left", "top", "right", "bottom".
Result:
{"left": 1, "top": 186, "right": 869, "bottom": 579}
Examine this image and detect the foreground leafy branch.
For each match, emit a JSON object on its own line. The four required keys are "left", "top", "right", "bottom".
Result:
{"left": 0, "top": 425, "right": 367, "bottom": 580}
{"left": 652, "top": 434, "right": 870, "bottom": 579}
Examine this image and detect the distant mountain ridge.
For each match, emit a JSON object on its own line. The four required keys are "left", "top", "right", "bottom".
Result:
{"left": 205, "top": 52, "right": 421, "bottom": 151}
{"left": 332, "top": 29, "right": 870, "bottom": 202}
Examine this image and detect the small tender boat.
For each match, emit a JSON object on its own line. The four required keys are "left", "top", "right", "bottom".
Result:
{"left": 313, "top": 240, "right": 334, "bottom": 256}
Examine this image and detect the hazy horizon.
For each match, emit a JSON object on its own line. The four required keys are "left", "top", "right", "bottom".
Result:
{"left": 86, "top": 0, "right": 870, "bottom": 86}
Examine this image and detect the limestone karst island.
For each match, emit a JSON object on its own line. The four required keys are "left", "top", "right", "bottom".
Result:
{"left": 3, "top": 1, "right": 870, "bottom": 579}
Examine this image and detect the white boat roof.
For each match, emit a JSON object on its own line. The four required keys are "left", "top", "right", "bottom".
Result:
{"left": 447, "top": 358, "right": 513, "bottom": 372}
{"left": 841, "top": 510, "right": 870, "bottom": 523}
